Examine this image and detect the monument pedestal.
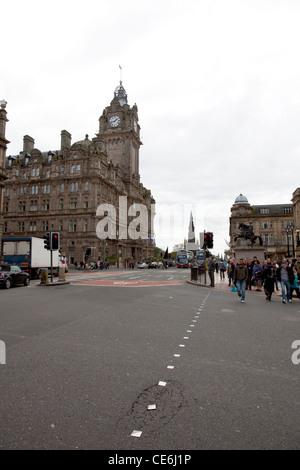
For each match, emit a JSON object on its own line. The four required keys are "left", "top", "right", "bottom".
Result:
{"left": 233, "top": 246, "right": 265, "bottom": 263}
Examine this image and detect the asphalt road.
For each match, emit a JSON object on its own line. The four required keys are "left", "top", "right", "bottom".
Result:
{"left": 0, "top": 268, "right": 299, "bottom": 450}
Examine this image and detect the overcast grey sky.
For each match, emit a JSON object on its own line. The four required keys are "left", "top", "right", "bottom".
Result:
{"left": 2, "top": 0, "right": 300, "bottom": 255}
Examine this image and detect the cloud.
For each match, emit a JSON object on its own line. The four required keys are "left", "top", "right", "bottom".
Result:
{"left": 2, "top": 0, "right": 300, "bottom": 255}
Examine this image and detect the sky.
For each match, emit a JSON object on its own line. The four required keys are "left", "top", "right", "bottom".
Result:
{"left": 2, "top": 0, "right": 300, "bottom": 256}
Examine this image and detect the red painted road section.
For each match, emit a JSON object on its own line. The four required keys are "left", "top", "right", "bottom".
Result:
{"left": 73, "top": 280, "right": 182, "bottom": 288}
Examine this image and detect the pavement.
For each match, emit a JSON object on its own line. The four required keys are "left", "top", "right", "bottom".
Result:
{"left": 188, "top": 271, "right": 296, "bottom": 300}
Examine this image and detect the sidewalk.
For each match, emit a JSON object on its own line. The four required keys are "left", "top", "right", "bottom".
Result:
{"left": 188, "top": 271, "right": 285, "bottom": 298}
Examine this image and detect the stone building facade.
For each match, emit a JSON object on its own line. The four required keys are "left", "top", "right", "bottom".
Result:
{"left": 0, "top": 100, "right": 9, "bottom": 243}
{"left": 2, "top": 83, "right": 155, "bottom": 266}
{"left": 229, "top": 194, "right": 299, "bottom": 261}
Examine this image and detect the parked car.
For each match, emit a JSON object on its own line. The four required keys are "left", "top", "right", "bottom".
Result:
{"left": 137, "top": 262, "right": 148, "bottom": 269}
{"left": 148, "top": 262, "right": 158, "bottom": 269}
{"left": 0, "top": 264, "right": 30, "bottom": 289}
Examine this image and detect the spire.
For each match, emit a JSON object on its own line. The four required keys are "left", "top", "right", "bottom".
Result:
{"left": 188, "top": 212, "right": 195, "bottom": 243}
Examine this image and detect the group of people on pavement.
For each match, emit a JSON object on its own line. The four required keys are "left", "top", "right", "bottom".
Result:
{"left": 227, "top": 256, "right": 300, "bottom": 304}
{"left": 209, "top": 256, "right": 300, "bottom": 304}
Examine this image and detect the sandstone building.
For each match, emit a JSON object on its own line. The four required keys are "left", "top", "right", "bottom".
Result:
{"left": 0, "top": 100, "right": 9, "bottom": 243}
{"left": 2, "top": 83, "right": 155, "bottom": 266}
{"left": 229, "top": 194, "right": 299, "bottom": 260}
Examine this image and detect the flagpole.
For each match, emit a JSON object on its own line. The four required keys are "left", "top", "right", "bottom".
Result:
{"left": 119, "top": 65, "right": 122, "bottom": 83}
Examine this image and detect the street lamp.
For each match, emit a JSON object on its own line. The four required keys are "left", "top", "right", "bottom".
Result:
{"left": 286, "top": 222, "right": 295, "bottom": 258}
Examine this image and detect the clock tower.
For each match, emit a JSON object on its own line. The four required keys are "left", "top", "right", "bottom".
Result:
{"left": 94, "top": 81, "right": 142, "bottom": 184}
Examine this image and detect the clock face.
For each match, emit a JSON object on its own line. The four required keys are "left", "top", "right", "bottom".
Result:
{"left": 109, "top": 115, "right": 120, "bottom": 127}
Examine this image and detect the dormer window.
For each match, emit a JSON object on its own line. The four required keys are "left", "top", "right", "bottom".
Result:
{"left": 47, "top": 151, "right": 54, "bottom": 164}
{"left": 24, "top": 153, "right": 30, "bottom": 166}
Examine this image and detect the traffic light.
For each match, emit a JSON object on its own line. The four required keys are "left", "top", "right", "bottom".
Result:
{"left": 206, "top": 232, "right": 214, "bottom": 249}
{"left": 51, "top": 232, "right": 60, "bottom": 251}
{"left": 43, "top": 232, "right": 51, "bottom": 251}
{"left": 85, "top": 247, "right": 91, "bottom": 256}
{"left": 203, "top": 233, "right": 208, "bottom": 248}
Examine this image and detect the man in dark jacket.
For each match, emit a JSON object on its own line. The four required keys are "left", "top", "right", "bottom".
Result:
{"left": 233, "top": 258, "right": 248, "bottom": 303}
{"left": 277, "top": 261, "right": 294, "bottom": 303}
{"left": 207, "top": 256, "right": 215, "bottom": 287}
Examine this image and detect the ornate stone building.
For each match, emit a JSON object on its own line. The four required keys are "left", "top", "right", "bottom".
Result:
{"left": 0, "top": 100, "right": 9, "bottom": 244}
{"left": 2, "top": 82, "right": 155, "bottom": 266}
{"left": 229, "top": 194, "right": 299, "bottom": 261}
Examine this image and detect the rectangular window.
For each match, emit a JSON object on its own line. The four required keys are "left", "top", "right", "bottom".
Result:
{"left": 30, "top": 200, "right": 38, "bottom": 211}
{"left": 18, "top": 201, "right": 26, "bottom": 212}
{"left": 58, "top": 220, "right": 63, "bottom": 231}
{"left": 60, "top": 183, "right": 64, "bottom": 193}
{"left": 42, "top": 221, "right": 49, "bottom": 231}
{"left": 18, "top": 222, "right": 25, "bottom": 232}
{"left": 283, "top": 207, "right": 292, "bottom": 214}
{"left": 69, "top": 220, "right": 77, "bottom": 232}
{"left": 70, "top": 198, "right": 77, "bottom": 209}
{"left": 83, "top": 220, "right": 88, "bottom": 232}
{"left": 42, "top": 199, "right": 50, "bottom": 211}
{"left": 59, "top": 199, "right": 64, "bottom": 210}
{"left": 29, "top": 221, "right": 37, "bottom": 232}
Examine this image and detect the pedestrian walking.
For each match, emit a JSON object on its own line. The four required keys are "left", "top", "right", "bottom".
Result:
{"left": 273, "top": 260, "right": 279, "bottom": 291}
{"left": 233, "top": 258, "right": 248, "bottom": 303}
{"left": 219, "top": 261, "right": 226, "bottom": 280}
{"left": 252, "top": 259, "right": 263, "bottom": 291}
{"left": 290, "top": 266, "right": 300, "bottom": 300}
{"left": 245, "top": 258, "right": 253, "bottom": 290}
{"left": 207, "top": 256, "right": 215, "bottom": 287}
{"left": 262, "top": 262, "right": 275, "bottom": 301}
{"left": 227, "top": 259, "right": 235, "bottom": 287}
{"left": 277, "top": 261, "right": 294, "bottom": 303}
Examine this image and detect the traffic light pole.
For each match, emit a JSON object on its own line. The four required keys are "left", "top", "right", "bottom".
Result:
{"left": 50, "top": 249, "right": 53, "bottom": 283}
{"left": 203, "top": 230, "right": 207, "bottom": 285}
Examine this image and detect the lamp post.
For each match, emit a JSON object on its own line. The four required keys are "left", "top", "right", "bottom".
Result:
{"left": 286, "top": 222, "right": 295, "bottom": 258}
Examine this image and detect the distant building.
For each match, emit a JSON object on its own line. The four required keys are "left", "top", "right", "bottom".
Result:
{"left": 0, "top": 100, "right": 9, "bottom": 244}
{"left": 229, "top": 193, "right": 299, "bottom": 260}
{"left": 2, "top": 82, "right": 155, "bottom": 266}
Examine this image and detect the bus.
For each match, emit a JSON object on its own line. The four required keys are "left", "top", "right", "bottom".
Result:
{"left": 176, "top": 250, "right": 189, "bottom": 268}
{"left": 195, "top": 250, "right": 206, "bottom": 266}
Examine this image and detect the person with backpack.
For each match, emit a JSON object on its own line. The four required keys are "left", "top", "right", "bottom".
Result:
{"left": 262, "top": 261, "right": 275, "bottom": 301}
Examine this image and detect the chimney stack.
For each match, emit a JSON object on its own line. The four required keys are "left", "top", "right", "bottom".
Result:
{"left": 61, "top": 130, "right": 72, "bottom": 150}
{"left": 23, "top": 135, "right": 35, "bottom": 154}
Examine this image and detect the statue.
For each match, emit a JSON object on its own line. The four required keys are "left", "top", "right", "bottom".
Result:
{"left": 234, "top": 223, "right": 263, "bottom": 247}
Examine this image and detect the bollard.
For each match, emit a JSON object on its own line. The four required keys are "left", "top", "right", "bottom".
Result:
{"left": 191, "top": 267, "right": 198, "bottom": 282}
{"left": 59, "top": 266, "right": 65, "bottom": 281}
{"left": 40, "top": 268, "right": 48, "bottom": 285}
